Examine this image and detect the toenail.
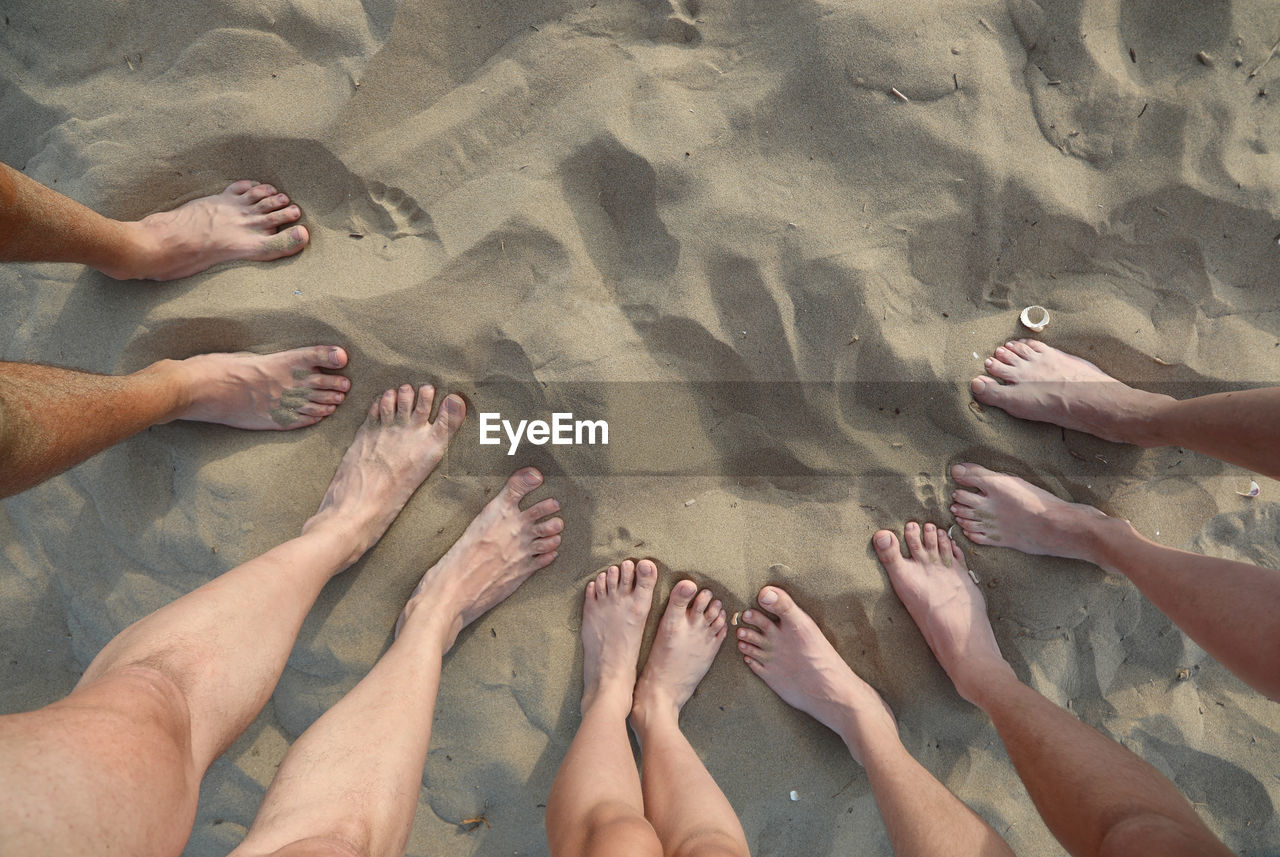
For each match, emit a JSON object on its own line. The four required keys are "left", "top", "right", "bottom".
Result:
{"left": 953, "top": 465, "right": 966, "bottom": 476}
{"left": 874, "top": 532, "right": 891, "bottom": 548}
{"left": 759, "top": 589, "right": 777, "bottom": 605}
{"left": 522, "top": 469, "right": 541, "bottom": 486}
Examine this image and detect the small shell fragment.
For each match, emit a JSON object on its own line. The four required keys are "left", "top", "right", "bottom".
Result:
{"left": 1020, "top": 305, "right": 1050, "bottom": 332}
{"left": 1238, "top": 480, "right": 1261, "bottom": 498}
{"left": 890, "top": 87, "right": 910, "bottom": 102}
{"left": 789, "top": 790, "right": 800, "bottom": 801}
{"left": 968, "top": 568, "right": 980, "bottom": 585}
{"left": 731, "top": 612, "right": 740, "bottom": 626}
{"left": 684, "top": 499, "right": 697, "bottom": 507}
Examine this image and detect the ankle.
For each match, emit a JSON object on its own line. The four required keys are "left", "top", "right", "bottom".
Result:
{"left": 133, "top": 358, "right": 194, "bottom": 423}
{"left": 97, "top": 220, "right": 159, "bottom": 280}
{"left": 395, "top": 597, "right": 460, "bottom": 649}
{"left": 1084, "top": 514, "right": 1142, "bottom": 576}
{"left": 628, "top": 689, "right": 680, "bottom": 732}
{"left": 583, "top": 680, "right": 635, "bottom": 719}
{"left": 958, "top": 660, "right": 1021, "bottom": 710}
{"left": 1110, "top": 389, "right": 1177, "bottom": 447}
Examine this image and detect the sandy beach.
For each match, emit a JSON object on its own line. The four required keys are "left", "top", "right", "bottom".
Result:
{"left": 2, "top": 0, "right": 1279, "bottom": 853}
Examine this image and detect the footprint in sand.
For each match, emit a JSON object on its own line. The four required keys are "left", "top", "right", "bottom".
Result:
{"left": 653, "top": 0, "right": 702, "bottom": 45}
{"left": 361, "top": 180, "right": 439, "bottom": 241}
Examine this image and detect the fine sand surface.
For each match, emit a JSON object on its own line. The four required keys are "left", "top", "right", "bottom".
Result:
{"left": 3, "top": 0, "right": 1280, "bottom": 854}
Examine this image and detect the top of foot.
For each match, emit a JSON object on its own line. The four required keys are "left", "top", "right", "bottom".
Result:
{"left": 169, "top": 345, "right": 351, "bottom": 430}
{"left": 737, "top": 586, "right": 895, "bottom": 762}
{"left": 950, "top": 463, "right": 1115, "bottom": 562}
{"left": 630, "top": 580, "right": 727, "bottom": 728}
{"left": 303, "top": 384, "right": 466, "bottom": 568}
{"left": 395, "top": 467, "right": 563, "bottom": 650}
{"left": 113, "top": 181, "right": 309, "bottom": 281}
{"left": 572, "top": 559, "right": 657, "bottom": 716}
{"left": 970, "top": 339, "right": 1168, "bottom": 443}
{"left": 873, "top": 522, "right": 1015, "bottom": 705}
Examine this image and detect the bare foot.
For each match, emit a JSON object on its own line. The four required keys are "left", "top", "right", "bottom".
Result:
{"left": 161, "top": 345, "right": 350, "bottom": 430}
{"left": 571, "top": 559, "right": 659, "bottom": 717}
{"left": 970, "top": 339, "right": 1171, "bottom": 444}
{"left": 630, "top": 580, "right": 727, "bottom": 730}
{"left": 873, "top": 522, "right": 1015, "bottom": 704}
{"left": 302, "top": 384, "right": 465, "bottom": 567}
{"left": 737, "top": 586, "right": 896, "bottom": 763}
{"left": 109, "top": 181, "right": 309, "bottom": 281}
{"left": 395, "top": 467, "right": 563, "bottom": 650}
{"left": 950, "top": 463, "right": 1121, "bottom": 564}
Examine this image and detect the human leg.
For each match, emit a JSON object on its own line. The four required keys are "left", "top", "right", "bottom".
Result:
{"left": 546, "top": 560, "right": 664, "bottom": 857}
{"left": 628, "top": 581, "right": 746, "bottom": 857}
{"left": 970, "top": 339, "right": 1280, "bottom": 479}
{"left": 0, "top": 346, "right": 349, "bottom": 498}
{"left": 951, "top": 462, "right": 1280, "bottom": 699}
{"left": 0, "top": 384, "right": 463, "bottom": 857}
{"left": 737, "top": 586, "right": 1012, "bottom": 856}
{"left": 873, "top": 521, "right": 1233, "bottom": 857}
{"left": 0, "top": 162, "right": 308, "bottom": 280}
{"left": 230, "top": 467, "right": 561, "bottom": 857}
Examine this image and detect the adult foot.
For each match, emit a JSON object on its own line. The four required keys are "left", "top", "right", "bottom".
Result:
{"left": 970, "top": 339, "right": 1171, "bottom": 444}
{"left": 950, "top": 463, "right": 1116, "bottom": 562}
{"left": 303, "top": 384, "right": 465, "bottom": 567}
{"left": 164, "top": 345, "right": 351, "bottom": 430}
{"left": 572, "top": 559, "right": 657, "bottom": 717}
{"left": 395, "top": 467, "right": 563, "bottom": 649}
{"left": 737, "top": 586, "right": 896, "bottom": 763}
{"left": 630, "top": 580, "right": 726, "bottom": 730}
{"left": 873, "top": 522, "right": 1015, "bottom": 704}
{"left": 112, "top": 181, "right": 309, "bottom": 281}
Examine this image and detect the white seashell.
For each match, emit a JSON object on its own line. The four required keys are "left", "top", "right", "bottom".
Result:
{"left": 789, "top": 790, "right": 800, "bottom": 801}
{"left": 1020, "top": 305, "right": 1050, "bottom": 332}
{"left": 1238, "top": 480, "right": 1261, "bottom": 498}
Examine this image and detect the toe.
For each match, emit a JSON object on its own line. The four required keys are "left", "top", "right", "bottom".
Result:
{"left": 936, "top": 527, "right": 957, "bottom": 568}
{"left": 620, "top": 559, "right": 636, "bottom": 591}
{"left": 226, "top": 179, "right": 256, "bottom": 195}
{"left": 532, "top": 535, "right": 561, "bottom": 554}
{"left": 245, "top": 183, "right": 278, "bottom": 203}
{"left": 1006, "top": 340, "right": 1035, "bottom": 359}
{"left": 431, "top": 394, "right": 467, "bottom": 437}
{"left": 922, "top": 522, "right": 940, "bottom": 556}
{"left": 254, "top": 225, "right": 308, "bottom": 261}
{"left": 737, "top": 627, "right": 767, "bottom": 647}
{"left": 635, "top": 560, "right": 658, "bottom": 591}
{"left": 706, "top": 599, "right": 723, "bottom": 622}
{"left": 985, "top": 357, "right": 1019, "bottom": 382}
{"left": 951, "top": 504, "right": 982, "bottom": 521}
{"left": 872, "top": 530, "right": 906, "bottom": 572}
{"left": 756, "top": 585, "right": 797, "bottom": 618}
{"left": 259, "top": 205, "right": 302, "bottom": 229}
{"left": 606, "top": 564, "right": 620, "bottom": 595}
{"left": 532, "top": 516, "right": 564, "bottom": 538}
{"left": 413, "top": 385, "right": 436, "bottom": 417}
{"left": 692, "top": 588, "right": 713, "bottom": 615}
{"left": 306, "top": 373, "right": 351, "bottom": 392}
{"left": 595, "top": 571, "right": 608, "bottom": 596}
{"left": 252, "top": 193, "right": 291, "bottom": 214}
{"left": 396, "top": 384, "right": 414, "bottom": 420}
{"left": 296, "top": 402, "right": 336, "bottom": 418}
{"left": 994, "top": 345, "right": 1023, "bottom": 365}
{"left": 502, "top": 467, "right": 543, "bottom": 506}
{"left": 952, "top": 486, "right": 984, "bottom": 507}
{"left": 903, "top": 521, "right": 925, "bottom": 557}
{"left": 1024, "top": 338, "right": 1049, "bottom": 353}
{"left": 307, "top": 345, "right": 347, "bottom": 370}
{"left": 306, "top": 389, "right": 346, "bottom": 405}
{"left": 585, "top": 579, "right": 597, "bottom": 601}
{"left": 378, "top": 389, "right": 396, "bottom": 423}
{"left": 534, "top": 550, "right": 559, "bottom": 570}
{"left": 523, "top": 498, "right": 561, "bottom": 522}
{"left": 669, "top": 579, "right": 697, "bottom": 610}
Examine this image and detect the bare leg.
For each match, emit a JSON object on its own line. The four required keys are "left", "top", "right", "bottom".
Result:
{"left": 0, "top": 346, "right": 350, "bottom": 498}
{"left": 737, "top": 586, "right": 1012, "bottom": 857}
{"left": 0, "top": 384, "right": 464, "bottom": 857}
{"left": 873, "top": 521, "right": 1233, "bottom": 857}
{"left": 0, "top": 162, "right": 308, "bottom": 280}
{"left": 951, "top": 462, "right": 1280, "bottom": 699}
{"left": 971, "top": 338, "right": 1280, "bottom": 479}
{"left": 231, "top": 468, "right": 561, "bottom": 857}
{"left": 546, "top": 560, "right": 664, "bottom": 857}
{"left": 629, "top": 581, "right": 747, "bottom": 857}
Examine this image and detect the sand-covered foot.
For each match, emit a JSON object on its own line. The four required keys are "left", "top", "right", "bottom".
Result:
{"left": 950, "top": 463, "right": 1113, "bottom": 562}
{"left": 630, "top": 580, "right": 726, "bottom": 729}
{"left": 112, "top": 181, "right": 309, "bottom": 281}
{"left": 571, "top": 559, "right": 658, "bottom": 716}
{"left": 166, "top": 345, "right": 351, "bottom": 430}
{"left": 970, "top": 339, "right": 1172, "bottom": 444}
{"left": 737, "top": 586, "right": 895, "bottom": 763}
{"left": 874, "top": 522, "right": 1015, "bottom": 704}
{"left": 395, "top": 467, "right": 563, "bottom": 649}
{"left": 303, "top": 384, "right": 465, "bottom": 567}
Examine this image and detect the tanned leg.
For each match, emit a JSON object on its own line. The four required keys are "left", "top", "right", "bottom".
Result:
{"left": 0, "top": 384, "right": 463, "bottom": 857}
{"left": 546, "top": 560, "right": 664, "bottom": 857}
{"left": 971, "top": 338, "right": 1280, "bottom": 480}
{"left": 230, "top": 468, "right": 561, "bottom": 857}
{"left": 737, "top": 585, "right": 1013, "bottom": 857}
{"left": 0, "top": 346, "right": 349, "bottom": 498}
{"left": 873, "top": 520, "right": 1233, "bottom": 857}
{"left": 0, "top": 162, "right": 308, "bottom": 280}
{"left": 629, "top": 581, "right": 748, "bottom": 857}
{"left": 951, "top": 462, "right": 1280, "bottom": 699}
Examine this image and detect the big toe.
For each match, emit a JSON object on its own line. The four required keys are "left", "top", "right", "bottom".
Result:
{"left": 305, "top": 345, "right": 347, "bottom": 370}
{"left": 873, "top": 530, "right": 906, "bottom": 573}
{"left": 757, "top": 585, "right": 796, "bottom": 617}
{"left": 669, "top": 579, "right": 698, "bottom": 609}
{"left": 432, "top": 394, "right": 466, "bottom": 434}
{"left": 970, "top": 375, "right": 1008, "bottom": 405}
{"left": 950, "top": 462, "right": 993, "bottom": 490}
{"left": 502, "top": 467, "right": 544, "bottom": 505}
{"left": 255, "top": 225, "right": 308, "bottom": 260}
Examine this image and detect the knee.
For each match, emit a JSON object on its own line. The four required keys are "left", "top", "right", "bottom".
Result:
{"left": 670, "top": 830, "right": 750, "bottom": 857}
{"left": 579, "top": 806, "right": 662, "bottom": 857}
